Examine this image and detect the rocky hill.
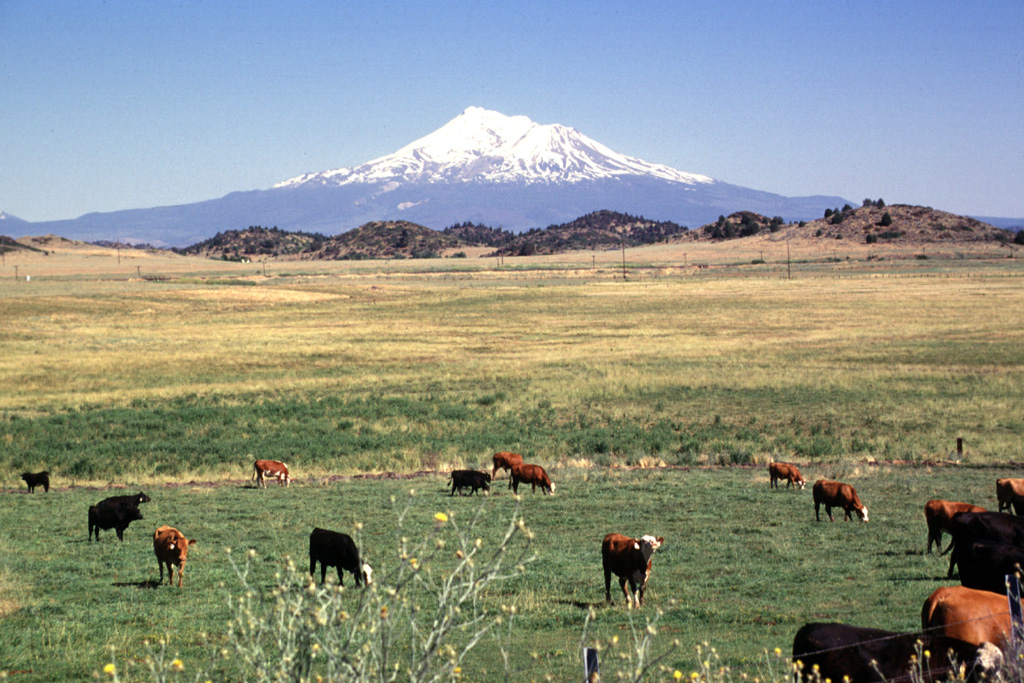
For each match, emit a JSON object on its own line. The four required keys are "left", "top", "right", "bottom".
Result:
{"left": 178, "top": 226, "right": 325, "bottom": 260}
{"left": 487, "top": 210, "right": 689, "bottom": 256}
{"left": 310, "top": 221, "right": 461, "bottom": 260}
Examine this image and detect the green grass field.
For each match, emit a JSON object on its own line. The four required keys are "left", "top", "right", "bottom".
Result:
{"left": 1, "top": 247, "right": 1023, "bottom": 679}
{"left": 2, "top": 465, "right": 1023, "bottom": 681}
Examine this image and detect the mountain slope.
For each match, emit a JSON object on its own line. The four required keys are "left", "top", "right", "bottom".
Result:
{"left": 18, "top": 108, "right": 854, "bottom": 246}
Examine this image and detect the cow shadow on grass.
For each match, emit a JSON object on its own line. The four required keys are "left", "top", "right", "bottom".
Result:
{"left": 113, "top": 579, "right": 161, "bottom": 590}
{"left": 557, "top": 599, "right": 604, "bottom": 610}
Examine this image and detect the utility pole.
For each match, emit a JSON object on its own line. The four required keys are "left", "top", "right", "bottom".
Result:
{"left": 787, "top": 239, "right": 792, "bottom": 280}
{"left": 621, "top": 240, "right": 627, "bottom": 280}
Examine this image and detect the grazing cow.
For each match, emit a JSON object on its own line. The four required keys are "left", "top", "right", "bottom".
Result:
{"left": 812, "top": 479, "right": 868, "bottom": 522}
{"left": 792, "top": 622, "right": 1001, "bottom": 683}
{"left": 448, "top": 469, "right": 490, "bottom": 496}
{"left": 309, "top": 528, "right": 373, "bottom": 586}
{"left": 996, "top": 478, "right": 1024, "bottom": 515}
{"left": 491, "top": 451, "right": 524, "bottom": 479}
{"left": 98, "top": 492, "right": 152, "bottom": 508}
{"left": 21, "top": 471, "right": 50, "bottom": 493}
{"left": 768, "top": 462, "right": 806, "bottom": 490}
{"left": 509, "top": 463, "right": 555, "bottom": 495}
{"left": 602, "top": 533, "right": 664, "bottom": 608}
{"left": 944, "top": 511, "right": 1024, "bottom": 578}
{"left": 954, "top": 540, "right": 1024, "bottom": 595}
{"left": 924, "top": 500, "right": 985, "bottom": 554}
{"left": 253, "top": 459, "right": 292, "bottom": 488}
{"left": 922, "top": 586, "right": 1017, "bottom": 648}
{"left": 153, "top": 525, "right": 197, "bottom": 588}
{"left": 88, "top": 501, "right": 144, "bottom": 541}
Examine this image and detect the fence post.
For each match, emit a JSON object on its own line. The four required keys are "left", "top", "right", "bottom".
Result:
{"left": 583, "top": 647, "right": 600, "bottom": 682}
{"left": 1007, "top": 573, "right": 1024, "bottom": 646}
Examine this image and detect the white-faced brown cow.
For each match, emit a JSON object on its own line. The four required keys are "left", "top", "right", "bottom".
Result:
{"left": 924, "top": 499, "right": 986, "bottom": 553}
{"left": 768, "top": 462, "right": 805, "bottom": 490}
{"left": 922, "top": 585, "right": 1017, "bottom": 648}
{"left": 602, "top": 533, "right": 664, "bottom": 608}
{"left": 996, "top": 478, "right": 1024, "bottom": 515}
{"left": 509, "top": 463, "right": 555, "bottom": 495}
{"left": 491, "top": 452, "right": 524, "bottom": 479}
{"left": 813, "top": 479, "right": 868, "bottom": 522}
{"left": 153, "top": 525, "right": 197, "bottom": 588}
{"left": 253, "top": 459, "right": 292, "bottom": 488}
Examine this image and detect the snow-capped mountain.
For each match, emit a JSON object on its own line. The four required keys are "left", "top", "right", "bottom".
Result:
{"left": 277, "top": 106, "right": 714, "bottom": 188}
{"left": 17, "top": 107, "right": 854, "bottom": 246}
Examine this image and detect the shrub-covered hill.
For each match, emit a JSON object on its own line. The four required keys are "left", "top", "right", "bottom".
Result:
{"left": 778, "top": 203, "right": 1017, "bottom": 245}
{"left": 487, "top": 210, "right": 689, "bottom": 256}
{"left": 441, "top": 222, "right": 516, "bottom": 248}
{"left": 177, "top": 226, "right": 325, "bottom": 260}
{"left": 310, "top": 220, "right": 461, "bottom": 260}
{"left": 696, "top": 211, "right": 785, "bottom": 240}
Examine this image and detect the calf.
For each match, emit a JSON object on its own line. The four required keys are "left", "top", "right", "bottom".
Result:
{"left": 944, "top": 511, "right": 1024, "bottom": 578}
{"left": 812, "top": 479, "right": 868, "bottom": 522}
{"left": 602, "top": 533, "right": 664, "bottom": 608}
{"left": 955, "top": 540, "right": 1024, "bottom": 595}
{"left": 922, "top": 586, "right": 1016, "bottom": 648}
{"left": 792, "top": 622, "right": 1001, "bottom": 683}
{"left": 309, "top": 528, "right": 373, "bottom": 586}
{"left": 491, "top": 451, "right": 523, "bottom": 479}
{"left": 88, "top": 501, "right": 144, "bottom": 541}
{"left": 253, "top": 459, "right": 292, "bottom": 488}
{"left": 21, "top": 471, "right": 50, "bottom": 493}
{"left": 768, "top": 462, "right": 805, "bottom": 490}
{"left": 996, "top": 478, "right": 1024, "bottom": 515}
{"left": 448, "top": 469, "right": 490, "bottom": 496}
{"left": 509, "top": 463, "right": 554, "bottom": 495}
{"left": 924, "top": 500, "right": 985, "bottom": 554}
{"left": 153, "top": 525, "right": 197, "bottom": 588}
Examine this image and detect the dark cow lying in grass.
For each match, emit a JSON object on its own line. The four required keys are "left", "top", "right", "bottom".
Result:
{"left": 602, "top": 533, "right": 664, "bottom": 608}
{"left": 88, "top": 501, "right": 144, "bottom": 542}
{"left": 509, "top": 463, "right": 555, "bottom": 495}
{"left": 309, "top": 528, "right": 373, "bottom": 586}
{"left": 792, "top": 622, "right": 1002, "bottom": 683}
{"left": 448, "top": 470, "right": 490, "bottom": 496}
{"left": 21, "top": 471, "right": 50, "bottom": 493}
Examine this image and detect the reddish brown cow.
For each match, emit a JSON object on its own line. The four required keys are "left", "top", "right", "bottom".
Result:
{"left": 253, "top": 459, "right": 292, "bottom": 488}
{"left": 768, "top": 462, "right": 806, "bottom": 490}
{"left": 491, "top": 451, "right": 524, "bottom": 479}
{"left": 153, "top": 525, "right": 197, "bottom": 588}
{"left": 602, "top": 533, "right": 664, "bottom": 608}
{"left": 996, "top": 478, "right": 1024, "bottom": 514}
{"left": 509, "top": 463, "right": 555, "bottom": 495}
{"left": 924, "top": 499, "right": 986, "bottom": 553}
{"left": 922, "top": 585, "right": 1016, "bottom": 648}
{"left": 812, "top": 479, "right": 868, "bottom": 522}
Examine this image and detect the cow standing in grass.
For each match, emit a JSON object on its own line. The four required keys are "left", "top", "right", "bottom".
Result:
{"left": 491, "top": 452, "right": 523, "bottom": 479}
{"left": 153, "top": 525, "right": 197, "bottom": 588}
{"left": 602, "top": 533, "right": 664, "bottom": 608}
{"left": 509, "top": 463, "right": 554, "bottom": 495}
{"left": 253, "top": 459, "right": 292, "bottom": 488}
{"left": 21, "top": 471, "right": 49, "bottom": 493}
{"left": 309, "top": 528, "right": 373, "bottom": 586}
{"left": 768, "top": 462, "right": 805, "bottom": 490}
{"left": 813, "top": 480, "right": 868, "bottom": 522}
{"left": 924, "top": 499, "right": 985, "bottom": 553}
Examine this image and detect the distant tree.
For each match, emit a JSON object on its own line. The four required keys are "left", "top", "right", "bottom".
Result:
{"left": 863, "top": 199, "right": 874, "bottom": 207}
{"left": 876, "top": 198, "right": 885, "bottom": 208}
{"left": 518, "top": 241, "right": 536, "bottom": 256}
{"left": 866, "top": 233, "right": 878, "bottom": 244}
{"left": 842, "top": 204, "right": 853, "bottom": 213}
{"left": 830, "top": 211, "right": 846, "bottom": 225}
{"left": 824, "top": 208, "right": 833, "bottom": 218}
{"left": 1015, "top": 230, "right": 1024, "bottom": 245}
{"left": 880, "top": 212, "right": 893, "bottom": 227}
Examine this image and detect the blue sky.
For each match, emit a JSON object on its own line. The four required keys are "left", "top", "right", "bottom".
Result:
{"left": 2, "top": 1, "right": 1022, "bottom": 223}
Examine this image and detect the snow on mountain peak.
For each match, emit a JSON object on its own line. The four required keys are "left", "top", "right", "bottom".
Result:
{"left": 275, "top": 107, "right": 714, "bottom": 189}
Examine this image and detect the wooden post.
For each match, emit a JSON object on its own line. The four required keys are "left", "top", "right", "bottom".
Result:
{"left": 957, "top": 438, "right": 963, "bottom": 457}
{"left": 14, "top": 265, "right": 18, "bottom": 281}
{"left": 136, "top": 266, "right": 141, "bottom": 278}
{"left": 787, "top": 240, "right": 792, "bottom": 280}
{"left": 583, "top": 647, "right": 599, "bottom": 682}
{"left": 621, "top": 240, "right": 626, "bottom": 280}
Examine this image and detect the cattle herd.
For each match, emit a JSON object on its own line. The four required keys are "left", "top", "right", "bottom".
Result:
{"left": 16, "top": 458, "right": 1024, "bottom": 680}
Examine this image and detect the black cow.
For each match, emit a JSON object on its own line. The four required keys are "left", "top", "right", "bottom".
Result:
{"left": 792, "top": 623, "right": 1002, "bottom": 683}
{"left": 945, "top": 511, "right": 1024, "bottom": 578}
{"left": 448, "top": 470, "right": 490, "bottom": 496}
{"left": 21, "top": 471, "right": 50, "bottom": 493}
{"left": 97, "top": 492, "right": 152, "bottom": 508}
{"left": 88, "top": 501, "right": 144, "bottom": 541}
{"left": 309, "top": 528, "right": 373, "bottom": 586}
{"left": 955, "top": 540, "right": 1024, "bottom": 595}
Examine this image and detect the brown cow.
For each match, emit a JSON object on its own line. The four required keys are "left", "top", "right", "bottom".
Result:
{"left": 491, "top": 451, "right": 524, "bottom": 479}
{"left": 924, "top": 499, "right": 986, "bottom": 553}
{"left": 922, "top": 585, "right": 1017, "bottom": 648}
{"left": 153, "top": 525, "right": 197, "bottom": 588}
{"left": 253, "top": 459, "right": 292, "bottom": 488}
{"left": 768, "top": 462, "right": 805, "bottom": 490}
{"left": 996, "top": 478, "right": 1024, "bottom": 514}
{"left": 509, "top": 463, "right": 555, "bottom": 495}
{"left": 602, "top": 533, "right": 664, "bottom": 608}
{"left": 812, "top": 479, "right": 868, "bottom": 522}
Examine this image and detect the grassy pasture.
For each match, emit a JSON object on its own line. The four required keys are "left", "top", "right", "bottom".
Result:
{"left": 0, "top": 244, "right": 1023, "bottom": 678}
{"left": 2, "top": 465, "right": 1024, "bottom": 680}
